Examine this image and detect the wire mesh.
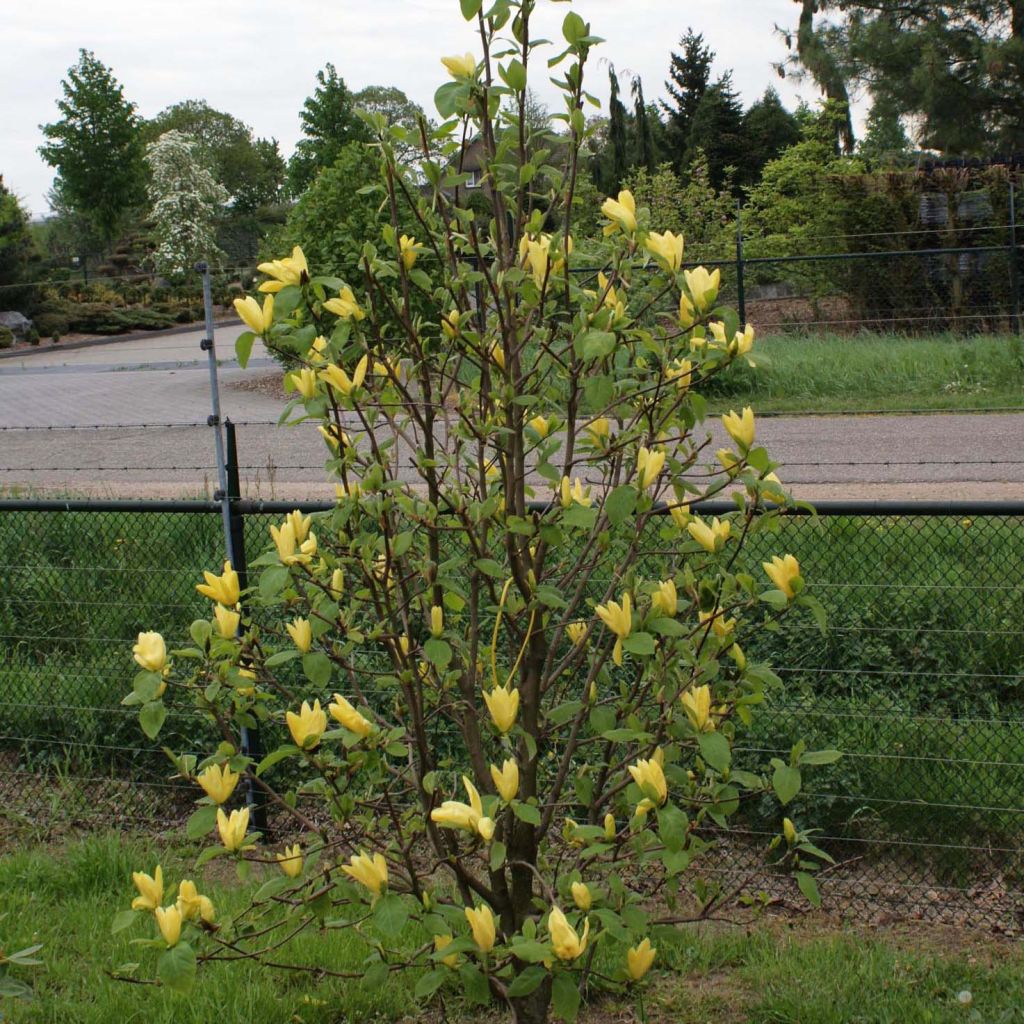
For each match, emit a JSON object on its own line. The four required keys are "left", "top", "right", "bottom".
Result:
{"left": 1, "top": 501, "right": 1022, "bottom": 927}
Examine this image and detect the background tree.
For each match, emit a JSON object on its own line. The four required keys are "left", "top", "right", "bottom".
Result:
{"left": 145, "top": 131, "right": 228, "bottom": 276}
{"left": 145, "top": 100, "right": 286, "bottom": 212}
{"left": 0, "top": 177, "right": 39, "bottom": 312}
{"left": 857, "top": 96, "right": 913, "bottom": 165}
{"left": 605, "top": 66, "right": 630, "bottom": 192}
{"left": 288, "top": 63, "right": 370, "bottom": 195}
{"left": 352, "top": 86, "right": 427, "bottom": 166}
{"left": 38, "top": 50, "right": 147, "bottom": 245}
{"left": 685, "top": 73, "right": 745, "bottom": 192}
{"left": 630, "top": 77, "right": 658, "bottom": 174}
{"left": 740, "top": 87, "right": 801, "bottom": 188}
{"left": 661, "top": 29, "right": 714, "bottom": 173}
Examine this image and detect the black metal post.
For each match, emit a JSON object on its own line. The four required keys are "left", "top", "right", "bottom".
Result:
{"left": 1009, "top": 181, "right": 1021, "bottom": 336}
{"left": 735, "top": 202, "right": 747, "bottom": 325}
{"left": 224, "top": 419, "right": 269, "bottom": 836}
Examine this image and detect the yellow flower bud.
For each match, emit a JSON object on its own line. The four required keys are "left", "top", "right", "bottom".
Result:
{"left": 132, "top": 631, "right": 166, "bottom": 673}
{"left": 285, "top": 617, "right": 312, "bottom": 654}
{"left": 213, "top": 604, "right": 240, "bottom": 639}
{"left": 604, "top": 813, "right": 616, "bottom": 840}
{"left": 217, "top": 806, "right": 250, "bottom": 852}
{"left": 627, "top": 937, "right": 657, "bottom": 981}
{"left": 571, "top": 881, "right": 592, "bottom": 911}
{"left": 628, "top": 757, "right": 667, "bottom": 806}
{"left": 196, "top": 561, "right": 240, "bottom": 606}
{"left": 196, "top": 762, "right": 239, "bottom": 804}
{"left": 155, "top": 905, "right": 182, "bottom": 948}
{"left": 548, "top": 905, "right": 590, "bottom": 960}
{"left": 430, "top": 604, "right": 444, "bottom": 637}
{"left": 465, "top": 904, "right": 496, "bottom": 953}
{"left": 763, "top": 554, "right": 802, "bottom": 599}
{"left": 441, "top": 52, "right": 477, "bottom": 79}
{"left": 490, "top": 759, "right": 519, "bottom": 802}
{"left": 342, "top": 850, "right": 388, "bottom": 895}
{"left": 329, "top": 694, "right": 374, "bottom": 738}
{"left": 277, "top": 843, "right": 303, "bottom": 878}
{"left": 131, "top": 865, "right": 163, "bottom": 912}
{"left": 783, "top": 818, "right": 797, "bottom": 846}
{"left": 286, "top": 699, "right": 327, "bottom": 749}
{"left": 483, "top": 684, "right": 519, "bottom": 733}
{"left": 722, "top": 407, "right": 755, "bottom": 450}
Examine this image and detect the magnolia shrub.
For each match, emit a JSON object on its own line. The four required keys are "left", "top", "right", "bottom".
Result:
{"left": 120, "top": 3, "right": 835, "bottom": 1021}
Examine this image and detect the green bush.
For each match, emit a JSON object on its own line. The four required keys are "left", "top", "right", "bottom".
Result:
{"left": 33, "top": 311, "right": 71, "bottom": 339}
{"left": 0, "top": 325, "right": 14, "bottom": 348}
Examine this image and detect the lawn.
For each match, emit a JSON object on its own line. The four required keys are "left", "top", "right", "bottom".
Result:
{"left": 701, "top": 332, "right": 1024, "bottom": 414}
{"left": 0, "top": 832, "right": 1019, "bottom": 1023}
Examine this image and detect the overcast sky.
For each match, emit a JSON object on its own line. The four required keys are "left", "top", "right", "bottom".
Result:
{"left": 2, "top": 0, "right": 825, "bottom": 217}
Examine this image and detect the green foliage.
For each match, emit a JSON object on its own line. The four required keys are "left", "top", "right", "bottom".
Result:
{"left": 38, "top": 50, "right": 147, "bottom": 243}
{"left": 684, "top": 74, "right": 745, "bottom": 192}
{"left": 288, "top": 63, "right": 370, "bottom": 195}
{"left": 660, "top": 28, "right": 714, "bottom": 173}
{"left": 739, "top": 87, "right": 801, "bottom": 188}
{"left": 0, "top": 325, "right": 13, "bottom": 349}
{"left": 0, "top": 177, "right": 39, "bottom": 312}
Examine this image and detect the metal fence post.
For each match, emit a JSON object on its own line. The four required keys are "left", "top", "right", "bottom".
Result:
{"left": 735, "top": 202, "right": 747, "bottom": 325}
{"left": 196, "top": 261, "right": 268, "bottom": 837}
{"left": 1009, "top": 181, "right": 1021, "bottom": 336}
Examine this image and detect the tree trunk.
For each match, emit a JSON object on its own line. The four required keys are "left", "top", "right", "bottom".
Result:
{"left": 509, "top": 974, "right": 552, "bottom": 1024}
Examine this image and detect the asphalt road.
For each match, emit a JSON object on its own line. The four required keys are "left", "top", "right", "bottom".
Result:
{"left": 1, "top": 326, "right": 1021, "bottom": 501}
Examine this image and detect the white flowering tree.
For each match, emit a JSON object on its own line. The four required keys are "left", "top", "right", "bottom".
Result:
{"left": 121, "top": 4, "right": 834, "bottom": 1021}
{"left": 145, "top": 130, "right": 228, "bottom": 276}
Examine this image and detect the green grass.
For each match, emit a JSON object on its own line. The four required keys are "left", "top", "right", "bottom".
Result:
{"left": 702, "top": 332, "right": 1024, "bottom": 414}
{"left": 2, "top": 833, "right": 1023, "bottom": 1023}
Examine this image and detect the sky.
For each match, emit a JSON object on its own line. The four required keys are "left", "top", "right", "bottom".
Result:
{"left": 1, "top": 0, "right": 825, "bottom": 217}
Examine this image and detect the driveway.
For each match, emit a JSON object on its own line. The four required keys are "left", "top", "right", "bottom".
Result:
{"left": 0, "top": 327, "right": 1021, "bottom": 501}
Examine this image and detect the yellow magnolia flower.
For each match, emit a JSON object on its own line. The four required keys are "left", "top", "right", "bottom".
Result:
{"left": 762, "top": 472, "right": 786, "bottom": 505}
{"left": 729, "top": 643, "right": 747, "bottom": 670}
{"left": 286, "top": 617, "right": 312, "bottom": 654}
{"left": 595, "top": 592, "right": 632, "bottom": 666}
{"left": 681, "top": 684, "right": 714, "bottom": 732}
{"left": 441, "top": 309, "right": 462, "bottom": 339}
{"left": 196, "top": 762, "right": 239, "bottom": 804}
{"left": 155, "top": 905, "right": 182, "bottom": 948}
{"left": 596, "top": 271, "right": 626, "bottom": 321}
{"left": 330, "top": 568, "right": 345, "bottom": 599}
{"left": 196, "top": 561, "right": 240, "bottom": 607}
{"left": 763, "top": 554, "right": 801, "bottom": 599}
{"left": 683, "top": 266, "right": 721, "bottom": 312}
{"left": 627, "top": 937, "right": 657, "bottom": 981}
{"left": 483, "top": 684, "right": 519, "bottom": 733}
{"left": 431, "top": 776, "right": 495, "bottom": 841}
{"left": 679, "top": 291, "right": 698, "bottom": 329}
{"left": 234, "top": 294, "right": 274, "bottom": 334}
{"left": 270, "top": 520, "right": 318, "bottom": 566}
{"left": 665, "top": 357, "right": 694, "bottom": 392}
{"left": 217, "top": 806, "right": 250, "bottom": 852}
{"left": 601, "top": 189, "right": 637, "bottom": 235}
{"left": 668, "top": 502, "right": 691, "bottom": 528}
{"left": 645, "top": 229, "right": 684, "bottom": 271}
{"left": 699, "top": 609, "right": 736, "bottom": 639}
{"left": 320, "top": 355, "right": 369, "bottom": 397}
{"left": 132, "top": 631, "right": 166, "bottom": 673}
{"left": 548, "top": 906, "right": 590, "bottom": 960}
{"left": 566, "top": 621, "right": 588, "bottom": 646}
{"left": 176, "top": 880, "right": 215, "bottom": 924}
{"left": 434, "top": 933, "right": 460, "bottom": 968}
{"left": 628, "top": 757, "right": 667, "bottom": 806}
{"left": 730, "top": 323, "right": 756, "bottom": 360}
{"left": 586, "top": 418, "right": 611, "bottom": 446}
{"left": 323, "top": 285, "right": 365, "bottom": 321}
{"left": 441, "top": 52, "right": 477, "bottom": 79}
{"left": 636, "top": 446, "right": 666, "bottom": 491}
{"left": 558, "top": 475, "right": 591, "bottom": 509}
{"left": 783, "top": 817, "right": 797, "bottom": 846}
{"left": 213, "top": 603, "right": 240, "bottom": 639}
{"left": 257, "top": 246, "right": 308, "bottom": 293}
{"left": 604, "top": 813, "right": 616, "bottom": 840}
{"left": 490, "top": 759, "right": 519, "bottom": 802}
{"left": 687, "top": 516, "right": 731, "bottom": 553}
{"left": 651, "top": 579, "right": 677, "bottom": 618}
{"left": 489, "top": 342, "right": 506, "bottom": 371}
{"left": 319, "top": 423, "right": 350, "bottom": 451}
{"left": 717, "top": 448, "right": 741, "bottom": 477}
{"left": 528, "top": 415, "right": 551, "bottom": 439}
{"left": 342, "top": 850, "right": 388, "bottom": 895}
{"left": 398, "top": 234, "right": 421, "bottom": 269}
{"left": 465, "top": 904, "right": 496, "bottom": 953}
{"left": 236, "top": 666, "right": 257, "bottom": 697}
{"left": 277, "top": 843, "right": 303, "bottom": 878}
{"left": 722, "top": 407, "right": 755, "bottom": 450}
{"left": 287, "top": 699, "right": 327, "bottom": 749}
{"left": 131, "top": 865, "right": 163, "bottom": 912}
{"left": 430, "top": 604, "right": 444, "bottom": 638}
{"left": 571, "top": 881, "right": 592, "bottom": 912}
{"left": 330, "top": 694, "right": 374, "bottom": 738}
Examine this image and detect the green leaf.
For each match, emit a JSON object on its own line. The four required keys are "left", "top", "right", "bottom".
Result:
{"left": 111, "top": 909, "right": 138, "bottom": 935}
{"left": 434, "top": 81, "right": 463, "bottom": 118}
{"left": 235, "top": 332, "right": 255, "bottom": 369}
{"left": 264, "top": 649, "right": 300, "bottom": 668}
{"left": 302, "top": 652, "right": 332, "bottom": 687}
{"left": 474, "top": 558, "right": 505, "bottom": 578}
{"left": 459, "top": 962, "right": 491, "bottom": 1005}
{"left": 415, "top": 967, "right": 448, "bottom": 1000}
{"left": 648, "top": 616, "right": 685, "bottom": 636}
{"left": 698, "top": 731, "right": 732, "bottom": 773}
{"left": 460, "top": 0, "right": 482, "bottom": 17}
{"left": 551, "top": 971, "right": 581, "bottom": 1022}
{"left": 186, "top": 804, "right": 218, "bottom": 840}
{"left": 507, "top": 964, "right": 548, "bottom": 997}
{"left": 256, "top": 745, "right": 299, "bottom": 776}
{"left": 139, "top": 701, "right": 166, "bottom": 740}
{"left": 800, "top": 749, "right": 841, "bottom": 766}
{"left": 621, "top": 632, "right": 656, "bottom": 656}
{"left": 363, "top": 959, "right": 389, "bottom": 990}
{"left": 512, "top": 801, "right": 541, "bottom": 825}
{"left": 579, "top": 329, "right": 616, "bottom": 362}
{"left": 0, "top": 976, "right": 33, "bottom": 999}
{"left": 773, "top": 764, "right": 802, "bottom": 805}
{"left": 501, "top": 58, "right": 527, "bottom": 91}
{"left": 562, "top": 10, "right": 586, "bottom": 44}
{"left": 604, "top": 485, "right": 637, "bottom": 525}
{"left": 189, "top": 618, "right": 212, "bottom": 647}
{"left": 657, "top": 804, "right": 688, "bottom": 852}
{"left": 259, "top": 564, "right": 289, "bottom": 599}
{"left": 795, "top": 871, "right": 821, "bottom": 908}
{"left": 423, "top": 637, "right": 453, "bottom": 669}
{"left": 489, "top": 841, "right": 507, "bottom": 871}
{"left": 373, "top": 894, "right": 409, "bottom": 937}
{"left": 584, "top": 374, "right": 613, "bottom": 411}
{"left": 157, "top": 942, "right": 196, "bottom": 995}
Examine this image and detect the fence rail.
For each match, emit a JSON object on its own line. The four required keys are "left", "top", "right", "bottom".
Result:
{"left": 1, "top": 493, "right": 1022, "bottom": 928}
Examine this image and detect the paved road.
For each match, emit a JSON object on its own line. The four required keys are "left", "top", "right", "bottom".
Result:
{"left": 0, "top": 327, "right": 1021, "bottom": 501}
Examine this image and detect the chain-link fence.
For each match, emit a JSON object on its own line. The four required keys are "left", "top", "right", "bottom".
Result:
{"left": 2, "top": 498, "right": 1023, "bottom": 927}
